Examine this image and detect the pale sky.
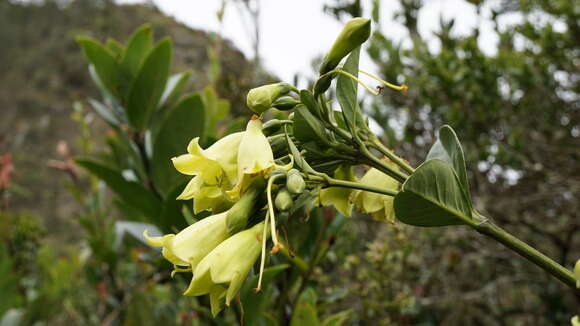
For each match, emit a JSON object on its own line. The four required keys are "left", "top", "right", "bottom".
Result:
{"left": 116, "top": 0, "right": 515, "bottom": 83}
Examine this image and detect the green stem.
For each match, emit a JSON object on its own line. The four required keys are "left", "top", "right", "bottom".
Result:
{"left": 360, "top": 146, "right": 408, "bottom": 183}
{"left": 473, "top": 215, "right": 577, "bottom": 289}
{"left": 309, "top": 174, "right": 398, "bottom": 197}
{"left": 368, "top": 138, "right": 415, "bottom": 174}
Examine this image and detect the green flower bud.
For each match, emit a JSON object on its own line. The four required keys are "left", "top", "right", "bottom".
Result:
{"left": 272, "top": 96, "right": 300, "bottom": 111}
{"left": 270, "top": 137, "right": 288, "bottom": 157}
{"left": 226, "top": 178, "right": 266, "bottom": 234}
{"left": 275, "top": 188, "right": 293, "bottom": 211}
{"left": 286, "top": 169, "right": 306, "bottom": 195}
{"left": 246, "top": 82, "right": 293, "bottom": 114}
{"left": 319, "top": 18, "right": 371, "bottom": 75}
{"left": 262, "top": 119, "right": 283, "bottom": 136}
{"left": 315, "top": 18, "right": 371, "bottom": 95}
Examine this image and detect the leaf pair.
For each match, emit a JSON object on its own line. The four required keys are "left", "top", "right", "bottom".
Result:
{"left": 77, "top": 24, "right": 174, "bottom": 130}
{"left": 394, "top": 125, "right": 476, "bottom": 227}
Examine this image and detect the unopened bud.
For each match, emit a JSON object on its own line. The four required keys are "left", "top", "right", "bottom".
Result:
{"left": 272, "top": 96, "right": 300, "bottom": 111}
{"left": 275, "top": 188, "right": 293, "bottom": 211}
{"left": 319, "top": 18, "right": 371, "bottom": 75}
{"left": 247, "top": 82, "right": 293, "bottom": 114}
{"left": 262, "top": 119, "right": 283, "bottom": 136}
{"left": 286, "top": 169, "right": 306, "bottom": 194}
{"left": 315, "top": 18, "right": 371, "bottom": 95}
{"left": 226, "top": 178, "right": 266, "bottom": 234}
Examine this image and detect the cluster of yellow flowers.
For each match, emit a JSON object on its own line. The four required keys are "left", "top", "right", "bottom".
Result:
{"left": 145, "top": 118, "right": 282, "bottom": 316}
{"left": 142, "top": 16, "right": 403, "bottom": 317}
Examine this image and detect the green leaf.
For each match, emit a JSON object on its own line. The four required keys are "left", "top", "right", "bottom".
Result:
{"left": 159, "top": 181, "right": 190, "bottom": 233}
{"left": 0, "top": 244, "right": 21, "bottom": 316}
{"left": 105, "top": 38, "right": 125, "bottom": 59}
{"left": 300, "top": 89, "right": 321, "bottom": 118}
{"left": 427, "top": 125, "right": 471, "bottom": 199}
{"left": 336, "top": 47, "right": 365, "bottom": 131}
{"left": 159, "top": 72, "right": 191, "bottom": 109}
{"left": 151, "top": 94, "right": 205, "bottom": 195}
{"left": 321, "top": 310, "right": 351, "bottom": 326}
{"left": 126, "top": 38, "right": 172, "bottom": 130}
{"left": 290, "top": 288, "right": 319, "bottom": 326}
{"left": 240, "top": 264, "right": 290, "bottom": 326}
{"left": 121, "top": 24, "right": 153, "bottom": 78}
{"left": 284, "top": 126, "right": 316, "bottom": 174}
{"left": 294, "top": 105, "right": 328, "bottom": 144}
{"left": 76, "top": 158, "right": 162, "bottom": 219}
{"left": 77, "top": 37, "right": 122, "bottom": 99}
{"left": 88, "top": 98, "right": 120, "bottom": 128}
{"left": 202, "top": 86, "right": 229, "bottom": 138}
{"left": 394, "top": 159, "right": 473, "bottom": 227}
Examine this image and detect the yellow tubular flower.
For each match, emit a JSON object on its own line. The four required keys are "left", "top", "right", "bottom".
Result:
{"left": 320, "top": 165, "right": 357, "bottom": 217}
{"left": 184, "top": 221, "right": 265, "bottom": 316}
{"left": 143, "top": 211, "right": 230, "bottom": 269}
{"left": 228, "top": 119, "right": 276, "bottom": 199}
{"left": 351, "top": 162, "right": 400, "bottom": 222}
{"left": 172, "top": 132, "right": 244, "bottom": 211}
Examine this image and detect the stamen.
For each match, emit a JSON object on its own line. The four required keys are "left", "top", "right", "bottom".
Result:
{"left": 266, "top": 175, "right": 284, "bottom": 254}
{"left": 358, "top": 70, "right": 408, "bottom": 92}
{"left": 335, "top": 69, "right": 379, "bottom": 95}
{"left": 254, "top": 212, "right": 270, "bottom": 293}
{"left": 170, "top": 266, "right": 192, "bottom": 278}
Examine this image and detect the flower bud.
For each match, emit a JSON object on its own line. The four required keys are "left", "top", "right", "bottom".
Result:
{"left": 262, "top": 119, "right": 283, "bottom": 136}
{"left": 272, "top": 96, "right": 300, "bottom": 111}
{"left": 319, "top": 18, "right": 371, "bottom": 75}
{"left": 226, "top": 178, "right": 266, "bottom": 234}
{"left": 270, "top": 137, "right": 288, "bottom": 157}
{"left": 286, "top": 169, "right": 306, "bottom": 195}
{"left": 275, "top": 188, "right": 294, "bottom": 211}
{"left": 246, "top": 82, "right": 293, "bottom": 114}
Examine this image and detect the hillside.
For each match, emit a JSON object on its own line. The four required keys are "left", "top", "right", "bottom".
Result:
{"left": 0, "top": 0, "right": 272, "bottom": 229}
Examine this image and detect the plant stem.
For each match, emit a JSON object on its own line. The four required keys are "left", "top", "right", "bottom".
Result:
{"left": 359, "top": 146, "right": 408, "bottom": 183}
{"left": 474, "top": 216, "right": 577, "bottom": 290}
{"left": 368, "top": 137, "right": 415, "bottom": 174}
{"left": 309, "top": 174, "right": 398, "bottom": 197}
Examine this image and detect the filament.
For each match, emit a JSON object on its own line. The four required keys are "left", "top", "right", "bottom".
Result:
{"left": 358, "top": 69, "right": 408, "bottom": 92}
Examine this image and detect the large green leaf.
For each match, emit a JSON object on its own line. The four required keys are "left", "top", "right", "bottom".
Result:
{"left": 76, "top": 158, "right": 162, "bottom": 219}
{"left": 294, "top": 105, "right": 328, "bottom": 144}
{"left": 88, "top": 98, "right": 120, "bottom": 128}
{"left": 427, "top": 125, "right": 471, "bottom": 199}
{"left": 336, "top": 47, "right": 365, "bottom": 131}
{"left": 284, "top": 126, "right": 316, "bottom": 174}
{"left": 394, "top": 159, "right": 474, "bottom": 227}
{"left": 159, "top": 71, "right": 191, "bottom": 109}
{"left": 126, "top": 38, "right": 172, "bottom": 130}
{"left": 290, "top": 288, "right": 319, "bottom": 326}
{"left": 77, "top": 37, "right": 122, "bottom": 99}
{"left": 240, "top": 264, "right": 290, "bottom": 326}
{"left": 151, "top": 94, "right": 205, "bottom": 195}
{"left": 121, "top": 24, "right": 153, "bottom": 78}
{"left": 158, "top": 181, "right": 190, "bottom": 233}
{"left": 201, "top": 86, "right": 229, "bottom": 138}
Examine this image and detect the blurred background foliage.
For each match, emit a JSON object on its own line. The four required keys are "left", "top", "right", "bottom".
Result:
{"left": 0, "top": 0, "right": 578, "bottom": 325}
